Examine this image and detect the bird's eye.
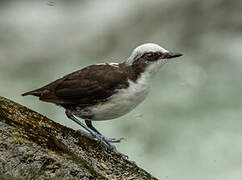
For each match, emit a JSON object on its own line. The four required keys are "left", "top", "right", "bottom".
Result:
{"left": 146, "top": 53, "right": 154, "bottom": 57}
{"left": 143, "top": 52, "right": 161, "bottom": 61}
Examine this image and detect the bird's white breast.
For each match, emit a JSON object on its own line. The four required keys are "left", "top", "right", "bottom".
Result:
{"left": 89, "top": 74, "right": 151, "bottom": 121}
{"left": 74, "top": 60, "right": 164, "bottom": 121}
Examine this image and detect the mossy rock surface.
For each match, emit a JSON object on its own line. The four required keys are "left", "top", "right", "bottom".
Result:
{"left": 0, "top": 97, "right": 157, "bottom": 180}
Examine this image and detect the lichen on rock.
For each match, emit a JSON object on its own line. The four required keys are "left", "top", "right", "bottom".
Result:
{"left": 0, "top": 97, "right": 157, "bottom": 180}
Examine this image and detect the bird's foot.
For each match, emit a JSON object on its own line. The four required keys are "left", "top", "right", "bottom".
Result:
{"left": 104, "top": 137, "right": 126, "bottom": 143}
{"left": 97, "top": 138, "right": 128, "bottom": 157}
{"left": 93, "top": 133, "right": 118, "bottom": 150}
{"left": 76, "top": 129, "right": 128, "bottom": 158}
{"left": 76, "top": 129, "right": 126, "bottom": 143}
{"left": 95, "top": 135, "right": 130, "bottom": 159}
{"left": 76, "top": 129, "right": 118, "bottom": 149}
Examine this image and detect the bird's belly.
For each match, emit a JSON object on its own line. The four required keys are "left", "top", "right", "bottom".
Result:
{"left": 87, "top": 83, "right": 149, "bottom": 121}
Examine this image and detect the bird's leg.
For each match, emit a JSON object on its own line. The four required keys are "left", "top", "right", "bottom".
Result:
{"left": 85, "top": 120, "right": 125, "bottom": 143}
{"left": 65, "top": 109, "right": 116, "bottom": 149}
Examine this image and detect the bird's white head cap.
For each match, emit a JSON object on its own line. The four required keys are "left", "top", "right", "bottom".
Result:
{"left": 126, "top": 43, "right": 169, "bottom": 65}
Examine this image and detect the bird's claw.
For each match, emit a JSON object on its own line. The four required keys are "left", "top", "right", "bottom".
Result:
{"left": 76, "top": 129, "right": 126, "bottom": 153}
{"left": 105, "top": 137, "right": 126, "bottom": 143}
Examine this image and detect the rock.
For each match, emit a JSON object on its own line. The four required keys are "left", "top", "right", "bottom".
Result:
{"left": 0, "top": 97, "right": 157, "bottom": 180}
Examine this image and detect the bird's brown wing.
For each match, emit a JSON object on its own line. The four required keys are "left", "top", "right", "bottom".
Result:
{"left": 22, "top": 64, "right": 129, "bottom": 106}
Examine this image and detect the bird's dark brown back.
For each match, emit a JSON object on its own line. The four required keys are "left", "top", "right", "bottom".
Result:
{"left": 22, "top": 64, "right": 130, "bottom": 108}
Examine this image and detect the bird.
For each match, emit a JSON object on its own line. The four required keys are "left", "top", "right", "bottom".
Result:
{"left": 22, "top": 43, "right": 182, "bottom": 149}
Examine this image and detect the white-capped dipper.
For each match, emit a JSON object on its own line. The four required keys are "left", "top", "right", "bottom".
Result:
{"left": 22, "top": 43, "right": 183, "bottom": 149}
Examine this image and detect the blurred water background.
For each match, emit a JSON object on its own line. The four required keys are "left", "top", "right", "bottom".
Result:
{"left": 1, "top": 0, "right": 242, "bottom": 179}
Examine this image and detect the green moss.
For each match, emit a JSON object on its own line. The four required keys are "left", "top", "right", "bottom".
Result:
{"left": 13, "top": 137, "right": 25, "bottom": 144}
{"left": 28, "top": 156, "right": 35, "bottom": 162}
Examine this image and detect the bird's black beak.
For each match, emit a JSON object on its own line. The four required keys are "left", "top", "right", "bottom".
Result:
{"left": 162, "top": 52, "right": 183, "bottom": 59}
